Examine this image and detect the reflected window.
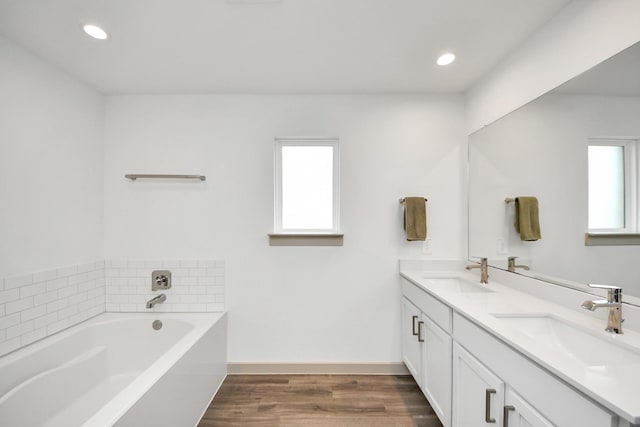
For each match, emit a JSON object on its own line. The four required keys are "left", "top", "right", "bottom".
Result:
{"left": 588, "top": 139, "right": 637, "bottom": 231}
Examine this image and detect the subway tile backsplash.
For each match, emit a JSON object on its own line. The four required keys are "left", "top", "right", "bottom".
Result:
{"left": 0, "top": 258, "right": 226, "bottom": 356}
{"left": 0, "top": 261, "right": 105, "bottom": 356}
{"left": 104, "top": 259, "right": 225, "bottom": 313}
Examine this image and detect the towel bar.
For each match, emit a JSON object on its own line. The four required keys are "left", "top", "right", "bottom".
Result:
{"left": 125, "top": 174, "right": 206, "bottom": 181}
{"left": 504, "top": 198, "right": 515, "bottom": 203}
{"left": 399, "top": 197, "right": 427, "bottom": 203}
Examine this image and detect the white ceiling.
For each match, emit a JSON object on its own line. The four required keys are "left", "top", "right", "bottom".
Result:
{"left": 553, "top": 41, "right": 640, "bottom": 97}
{"left": 0, "top": 0, "right": 571, "bottom": 94}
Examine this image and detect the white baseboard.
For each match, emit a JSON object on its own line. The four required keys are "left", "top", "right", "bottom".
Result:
{"left": 227, "top": 362, "right": 409, "bottom": 375}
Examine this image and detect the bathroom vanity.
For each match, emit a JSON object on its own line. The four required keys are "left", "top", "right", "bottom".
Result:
{"left": 451, "top": 37, "right": 640, "bottom": 427}
{"left": 400, "top": 262, "right": 640, "bottom": 427}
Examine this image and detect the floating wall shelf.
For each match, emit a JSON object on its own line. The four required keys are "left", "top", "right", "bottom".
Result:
{"left": 125, "top": 174, "right": 206, "bottom": 181}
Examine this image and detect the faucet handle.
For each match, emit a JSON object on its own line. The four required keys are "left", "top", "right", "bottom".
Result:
{"left": 467, "top": 257, "right": 488, "bottom": 266}
{"left": 588, "top": 284, "right": 622, "bottom": 303}
{"left": 588, "top": 283, "right": 621, "bottom": 289}
{"left": 588, "top": 284, "right": 622, "bottom": 290}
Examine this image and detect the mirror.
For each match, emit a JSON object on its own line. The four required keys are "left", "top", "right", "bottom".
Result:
{"left": 469, "top": 42, "right": 640, "bottom": 301}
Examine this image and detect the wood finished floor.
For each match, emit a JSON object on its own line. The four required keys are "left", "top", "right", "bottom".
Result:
{"left": 198, "top": 374, "right": 443, "bottom": 427}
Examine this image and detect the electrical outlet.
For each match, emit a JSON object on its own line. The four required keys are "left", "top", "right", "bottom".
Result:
{"left": 496, "top": 238, "right": 507, "bottom": 255}
{"left": 422, "top": 239, "right": 433, "bottom": 254}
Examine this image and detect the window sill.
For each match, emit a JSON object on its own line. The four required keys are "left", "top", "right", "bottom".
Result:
{"left": 268, "top": 233, "right": 344, "bottom": 246}
{"left": 584, "top": 232, "right": 640, "bottom": 246}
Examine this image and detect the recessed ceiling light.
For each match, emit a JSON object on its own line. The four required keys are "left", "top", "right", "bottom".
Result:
{"left": 437, "top": 53, "right": 456, "bottom": 66}
{"left": 83, "top": 24, "right": 108, "bottom": 40}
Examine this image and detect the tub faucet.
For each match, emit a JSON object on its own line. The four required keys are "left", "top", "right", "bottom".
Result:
{"left": 507, "top": 256, "right": 530, "bottom": 273}
{"left": 581, "top": 284, "right": 623, "bottom": 334}
{"left": 146, "top": 294, "right": 166, "bottom": 309}
{"left": 465, "top": 257, "right": 489, "bottom": 284}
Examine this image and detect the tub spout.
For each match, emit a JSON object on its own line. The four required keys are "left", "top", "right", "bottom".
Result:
{"left": 146, "top": 294, "right": 166, "bottom": 309}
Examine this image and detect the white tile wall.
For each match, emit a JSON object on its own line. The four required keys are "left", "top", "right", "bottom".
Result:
{"left": 0, "top": 258, "right": 226, "bottom": 356}
{"left": 104, "top": 259, "right": 225, "bottom": 313}
{"left": 0, "top": 261, "right": 106, "bottom": 356}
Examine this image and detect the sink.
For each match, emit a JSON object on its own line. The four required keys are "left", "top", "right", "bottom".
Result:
{"left": 423, "top": 278, "right": 495, "bottom": 294}
{"left": 456, "top": 280, "right": 495, "bottom": 294}
{"left": 492, "top": 314, "right": 640, "bottom": 367}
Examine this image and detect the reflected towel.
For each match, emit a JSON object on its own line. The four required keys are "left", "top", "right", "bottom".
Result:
{"left": 515, "top": 196, "right": 541, "bottom": 241}
{"left": 404, "top": 197, "right": 427, "bottom": 241}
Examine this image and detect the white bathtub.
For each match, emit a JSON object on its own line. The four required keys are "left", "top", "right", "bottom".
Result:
{"left": 0, "top": 312, "right": 227, "bottom": 427}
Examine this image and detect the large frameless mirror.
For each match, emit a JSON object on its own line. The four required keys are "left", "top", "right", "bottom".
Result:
{"left": 468, "top": 42, "right": 640, "bottom": 302}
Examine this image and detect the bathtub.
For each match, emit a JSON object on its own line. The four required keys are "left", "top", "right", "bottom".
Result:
{"left": 0, "top": 312, "right": 227, "bottom": 427}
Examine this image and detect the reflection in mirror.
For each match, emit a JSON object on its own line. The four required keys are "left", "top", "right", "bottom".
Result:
{"left": 587, "top": 142, "right": 626, "bottom": 231}
{"left": 469, "top": 42, "right": 640, "bottom": 300}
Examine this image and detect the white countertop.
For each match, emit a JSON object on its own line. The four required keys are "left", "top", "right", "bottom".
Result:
{"left": 400, "top": 267, "right": 640, "bottom": 424}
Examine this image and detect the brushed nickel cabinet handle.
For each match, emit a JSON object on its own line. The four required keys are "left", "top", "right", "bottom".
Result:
{"left": 485, "top": 389, "right": 496, "bottom": 423}
{"left": 412, "top": 315, "right": 418, "bottom": 336}
{"left": 417, "top": 321, "right": 425, "bottom": 342}
{"left": 504, "top": 405, "right": 515, "bottom": 427}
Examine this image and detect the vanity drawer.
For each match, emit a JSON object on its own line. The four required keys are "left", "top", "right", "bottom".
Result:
{"left": 401, "top": 277, "right": 452, "bottom": 334}
{"left": 453, "top": 313, "right": 616, "bottom": 427}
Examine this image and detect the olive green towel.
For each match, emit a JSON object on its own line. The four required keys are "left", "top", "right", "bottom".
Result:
{"left": 404, "top": 197, "right": 427, "bottom": 241}
{"left": 515, "top": 196, "right": 541, "bottom": 241}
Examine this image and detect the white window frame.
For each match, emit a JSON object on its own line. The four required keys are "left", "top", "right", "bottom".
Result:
{"left": 273, "top": 137, "right": 340, "bottom": 235}
{"left": 588, "top": 138, "right": 638, "bottom": 233}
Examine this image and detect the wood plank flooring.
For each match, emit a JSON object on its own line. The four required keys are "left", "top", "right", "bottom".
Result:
{"left": 198, "top": 374, "right": 443, "bottom": 427}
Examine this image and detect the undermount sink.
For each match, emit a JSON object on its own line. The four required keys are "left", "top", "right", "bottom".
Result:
{"left": 492, "top": 314, "right": 640, "bottom": 367}
{"left": 456, "top": 280, "right": 495, "bottom": 293}
{"left": 422, "top": 277, "right": 495, "bottom": 294}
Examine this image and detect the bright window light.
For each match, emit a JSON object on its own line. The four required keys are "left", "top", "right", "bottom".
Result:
{"left": 588, "top": 145, "right": 625, "bottom": 229}
{"left": 275, "top": 139, "right": 340, "bottom": 233}
{"left": 83, "top": 24, "right": 108, "bottom": 40}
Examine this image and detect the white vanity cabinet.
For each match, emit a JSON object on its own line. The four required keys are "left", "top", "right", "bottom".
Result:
{"left": 504, "top": 387, "right": 554, "bottom": 427}
{"left": 401, "top": 297, "right": 422, "bottom": 380}
{"left": 453, "top": 312, "right": 616, "bottom": 427}
{"left": 421, "top": 314, "right": 453, "bottom": 426}
{"left": 452, "top": 342, "right": 505, "bottom": 426}
{"left": 452, "top": 342, "right": 553, "bottom": 427}
{"left": 401, "top": 281, "right": 453, "bottom": 427}
{"left": 400, "top": 276, "right": 619, "bottom": 427}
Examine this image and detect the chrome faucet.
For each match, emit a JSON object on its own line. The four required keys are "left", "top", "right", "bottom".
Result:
{"left": 466, "top": 257, "right": 489, "bottom": 284}
{"left": 146, "top": 293, "right": 167, "bottom": 309}
{"left": 507, "top": 256, "right": 530, "bottom": 273}
{"left": 581, "top": 284, "right": 623, "bottom": 334}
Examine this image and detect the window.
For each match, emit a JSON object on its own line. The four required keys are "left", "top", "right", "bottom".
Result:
{"left": 588, "top": 138, "right": 637, "bottom": 232}
{"left": 274, "top": 138, "right": 340, "bottom": 235}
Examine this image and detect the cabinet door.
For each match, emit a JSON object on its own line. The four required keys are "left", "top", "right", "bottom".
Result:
{"left": 422, "top": 316, "right": 452, "bottom": 427}
{"left": 504, "top": 387, "right": 553, "bottom": 427}
{"left": 452, "top": 342, "right": 504, "bottom": 427}
{"left": 401, "top": 297, "right": 422, "bottom": 384}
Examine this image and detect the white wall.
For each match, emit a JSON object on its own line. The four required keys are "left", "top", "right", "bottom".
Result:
{"left": 103, "top": 94, "right": 466, "bottom": 363}
{"left": 0, "top": 35, "right": 104, "bottom": 278}
{"left": 469, "top": 93, "right": 640, "bottom": 296}
{"left": 466, "top": 0, "right": 640, "bottom": 134}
